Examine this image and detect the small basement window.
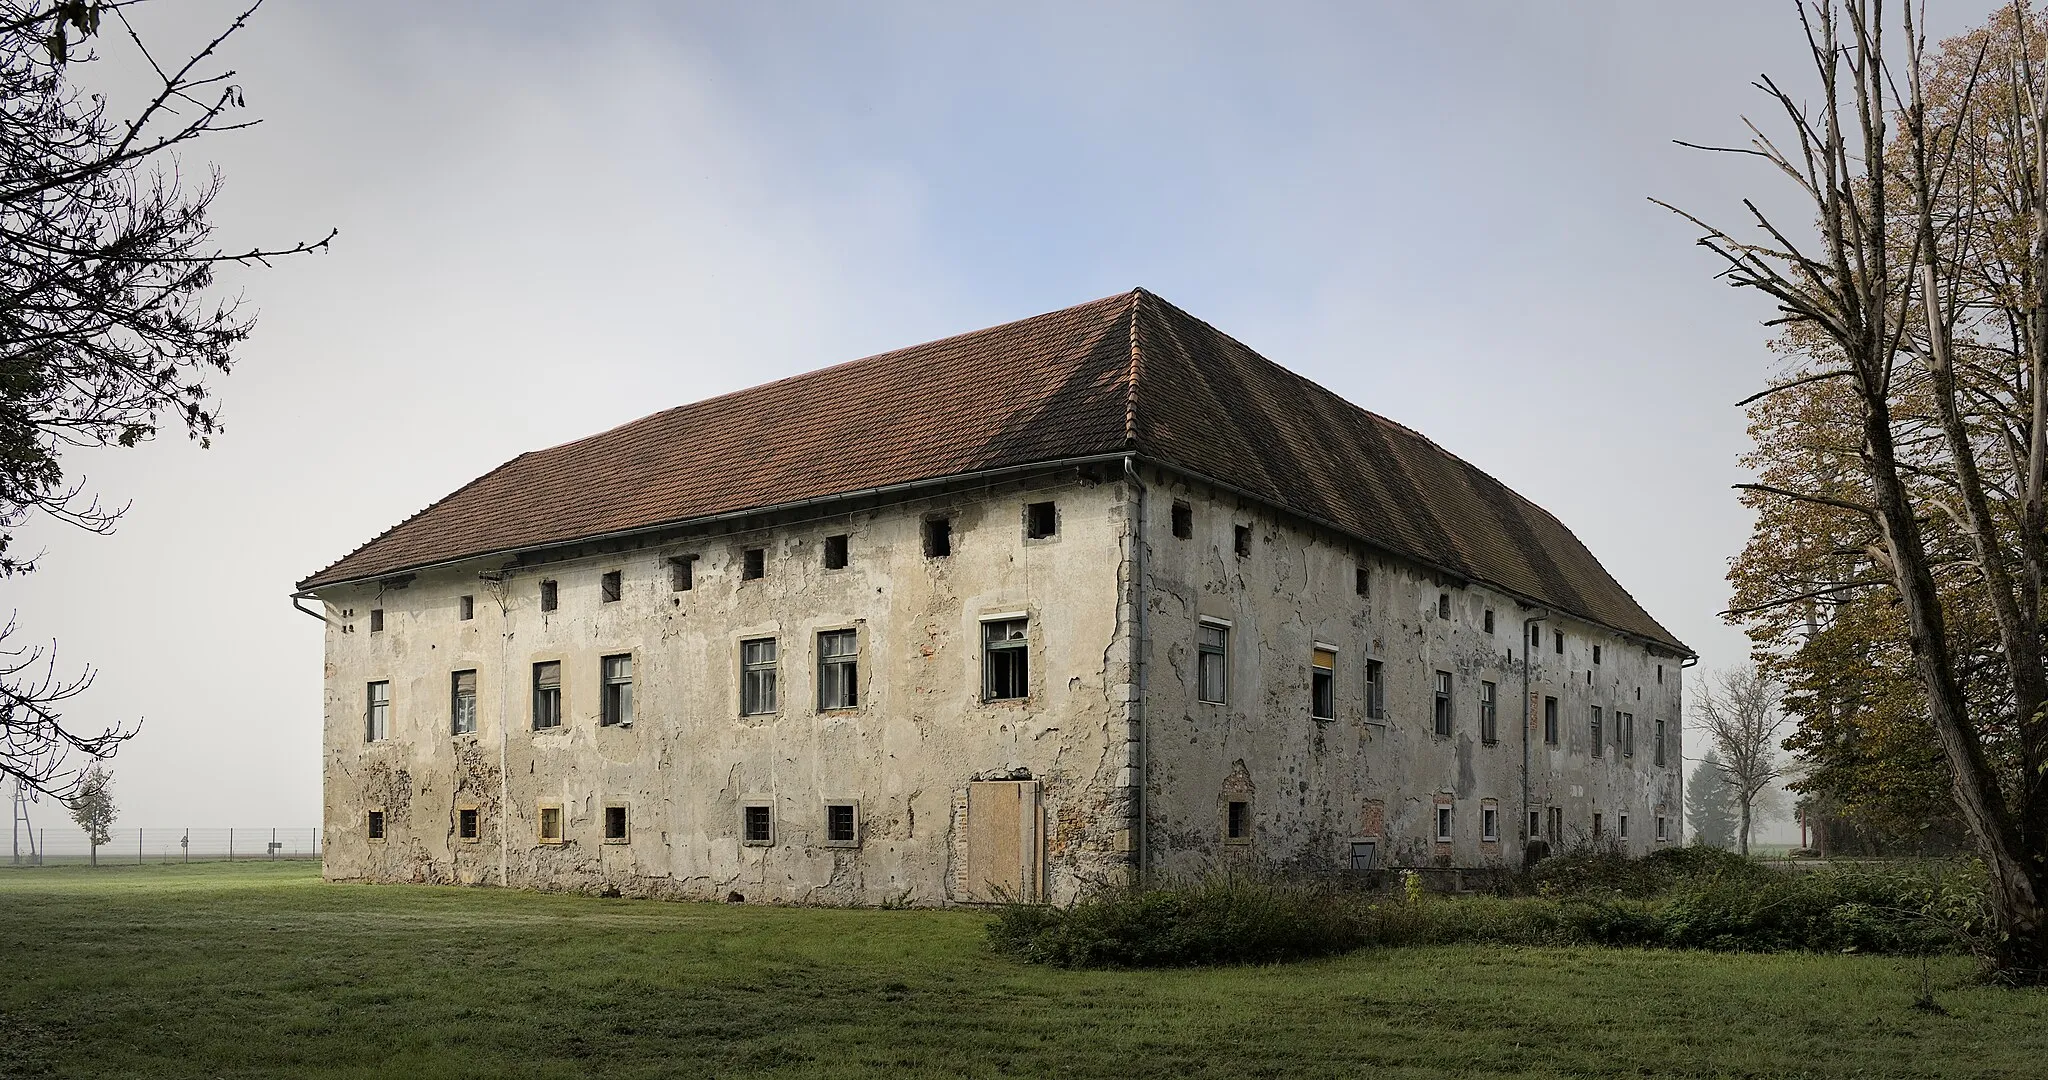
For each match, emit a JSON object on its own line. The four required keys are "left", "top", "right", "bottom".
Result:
{"left": 367, "top": 809, "right": 386, "bottom": 841}
{"left": 1171, "top": 500, "right": 1193, "bottom": 539}
{"left": 1225, "top": 799, "right": 1251, "bottom": 842}
{"left": 458, "top": 807, "right": 479, "bottom": 841}
{"left": 669, "top": 555, "right": 696, "bottom": 591}
{"left": 823, "top": 534, "right": 849, "bottom": 570}
{"left": 825, "top": 802, "right": 858, "bottom": 846}
{"left": 459, "top": 595, "right": 475, "bottom": 621}
{"left": 1026, "top": 501, "right": 1057, "bottom": 539}
{"left": 923, "top": 517, "right": 952, "bottom": 558}
{"left": 742, "top": 548, "right": 765, "bottom": 580}
{"left": 369, "top": 609, "right": 384, "bottom": 633}
{"left": 603, "top": 805, "right": 628, "bottom": 843}
{"left": 601, "top": 570, "right": 622, "bottom": 603}
{"left": 1233, "top": 524, "right": 1252, "bottom": 558}
{"left": 1349, "top": 840, "right": 1377, "bottom": 870}
{"left": 538, "top": 805, "right": 564, "bottom": 844}
{"left": 743, "top": 804, "right": 774, "bottom": 846}
{"left": 540, "top": 580, "right": 558, "bottom": 612}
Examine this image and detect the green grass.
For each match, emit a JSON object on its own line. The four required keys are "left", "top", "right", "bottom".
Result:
{"left": 2, "top": 863, "right": 2044, "bottom": 1079}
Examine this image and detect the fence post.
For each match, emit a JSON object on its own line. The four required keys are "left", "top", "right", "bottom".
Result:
{"left": 138, "top": 828, "right": 143, "bottom": 865}
{"left": 270, "top": 827, "right": 276, "bottom": 862}
{"left": 228, "top": 827, "right": 233, "bottom": 862}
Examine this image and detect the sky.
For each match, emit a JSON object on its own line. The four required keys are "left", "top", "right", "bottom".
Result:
{"left": 11, "top": 0, "right": 1988, "bottom": 841}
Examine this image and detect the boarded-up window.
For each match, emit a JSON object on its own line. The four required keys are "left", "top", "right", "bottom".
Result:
{"left": 963, "top": 781, "right": 1042, "bottom": 902}
{"left": 538, "top": 805, "right": 563, "bottom": 843}
{"left": 369, "top": 609, "right": 384, "bottom": 633}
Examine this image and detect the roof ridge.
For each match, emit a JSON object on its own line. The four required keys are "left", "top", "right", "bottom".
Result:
{"left": 1123, "top": 288, "right": 1144, "bottom": 446}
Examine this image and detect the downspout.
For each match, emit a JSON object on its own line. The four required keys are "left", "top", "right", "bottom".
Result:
{"left": 1123, "top": 456, "right": 1148, "bottom": 884}
{"left": 1678, "top": 653, "right": 1699, "bottom": 845}
{"left": 1521, "top": 611, "right": 1548, "bottom": 862}
{"left": 480, "top": 570, "right": 514, "bottom": 888}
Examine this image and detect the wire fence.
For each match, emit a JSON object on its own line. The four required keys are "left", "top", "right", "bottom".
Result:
{"left": 4, "top": 826, "right": 320, "bottom": 867}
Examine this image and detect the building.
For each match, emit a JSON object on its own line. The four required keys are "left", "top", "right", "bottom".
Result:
{"left": 296, "top": 289, "right": 1690, "bottom": 903}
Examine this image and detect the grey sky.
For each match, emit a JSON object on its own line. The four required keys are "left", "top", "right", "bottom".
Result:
{"left": 12, "top": 1, "right": 1983, "bottom": 831}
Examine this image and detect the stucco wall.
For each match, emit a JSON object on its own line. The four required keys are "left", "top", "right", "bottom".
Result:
{"left": 315, "top": 471, "right": 1135, "bottom": 904}
{"left": 1137, "top": 468, "right": 1684, "bottom": 878}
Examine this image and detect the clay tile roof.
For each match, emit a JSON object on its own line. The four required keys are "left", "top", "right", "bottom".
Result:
{"left": 299, "top": 289, "right": 1687, "bottom": 654}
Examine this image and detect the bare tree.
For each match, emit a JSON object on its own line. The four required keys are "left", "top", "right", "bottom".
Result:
{"left": 0, "top": 1, "right": 331, "bottom": 800}
{"left": 1691, "top": 666, "right": 1791, "bottom": 855}
{"left": 1664, "top": 0, "right": 2048, "bottom": 978}
{"left": 66, "top": 762, "right": 113, "bottom": 866}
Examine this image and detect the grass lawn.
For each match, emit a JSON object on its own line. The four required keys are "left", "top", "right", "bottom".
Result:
{"left": 2, "top": 863, "right": 2044, "bottom": 1079}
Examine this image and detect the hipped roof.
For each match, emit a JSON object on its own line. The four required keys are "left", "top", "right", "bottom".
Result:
{"left": 299, "top": 290, "right": 1687, "bottom": 654}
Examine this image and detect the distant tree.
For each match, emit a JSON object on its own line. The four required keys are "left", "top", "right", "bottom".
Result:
{"left": 1690, "top": 665, "right": 1791, "bottom": 855}
{"left": 67, "top": 763, "right": 113, "bottom": 865}
{"left": 1687, "top": 753, "right": 1737, "bottom": 850}
{"left": 0, "top": 1, "right": 331, "bottom": 800}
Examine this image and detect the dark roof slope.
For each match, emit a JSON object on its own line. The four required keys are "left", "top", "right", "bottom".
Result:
{"left": 300, "top": 290, "right": 1686, "bottom": 653}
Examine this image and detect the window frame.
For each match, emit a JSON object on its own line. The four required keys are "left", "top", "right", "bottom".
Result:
{"left": 1543, "top": 696, "right": 1559, "bottom": 745}
{"left": 603, "top": 804, "right": 629, "bottom": 844}
{"left": 600, "top": 653, "right": 634, "bottom": 727}
{"left": 1432, "top": 670, "right": 1453, "bottom": 737}
{"left": 532, "top": 661, "right": 563, "bottom": 730}
{"left": 539, "top": 579, "right": 558, "bottom": 612}
{"left": 1435, "top": 805, "right": 1453, "bottom": 843}
{"left": 669, "top": 554, "right": 696, "bottom": 591}
{"left": 1024, "top": 500, "right": 1057, "bottom": 540}
{"left": 1310, "top": 647, "right": 1336, "bottom": 722}
{"left": 1436, "top": 593, "right": 1451, "bottom": 620}
{"left": 1364, "top": 658, "right": 1386, "bottom": 721}
{"left": 369, "top": 608, "right": 384, "bottom": 633}
{"left": 1482, "top": 805, "right": 1499, "bottom": 843}
{"left": 1654, "top": 718, "right": 1668, "bottom": 766}
{"left": 1479, "top": 680, "right": 1498, "bottom": 744}
{"left": 538, "top": 804, "right": 564, "bottom": 845}
{"left": 457, "top": 806, "right": 480, "bottom": 842}
{"left": 982, "top": 616, "right": 1031, "bottom": 702}
{"left": 1170, "top": 500, "right": 1193, "bottom": 539}
{"left": 742, "top": 803, "right": 775, "bottom": 846}
{"left": 459, "top": 594, "right": 475, "bottom": 621}
{"left": 741, "top": 547, "right": 766, "bottom": 580}
{"left": 1224, "top": 798, "right": 1252, "bottom": 844}
{"left": 740, "top": 637, "right": 779, "bottom": 716}
{"left": 365, "top": 680, "right": 390, "bottom": 742}
{"left": 1657, "top": 814, "right": 1669, "bottom": 842}
{"left": 451, "top": 669, "right": 478, "bottom": 736}
{"left": 823, "top": 533, "right": 849, "bottom": 570}
{"left": 367, "top": 808, "right": 386, "bottom": 842}
{"left": 923, "top": 517, "right": 952, "bottom": 558}
{"left": 823, "top": 801, "right": 859, "bottom": 847}
{"left": 1590, "top": 705, "right": 1603, "bottom": 757}
{"left": 1196, "top": 620, "right": 1229, "bottom": 705}
{"left": 600, "top": 570, "right": 622, "bottom": 603}
{"left": 1623, "top": 711, "right": 1635, "bottom": 757}
{"left": 1356, "top": 565, "right": 1370, "bottom": 597}
{"left": 1619, "top": 813, "right": 1630, "bottom": 841}
{"left": 1233, "top": 524, "right": 1252, "bottom": 558}
{"left": 817, "top": 628, "right": 859, "bottom": 711}
{"left": 1592, "top": 812, "right": 1604, "bottom": 840}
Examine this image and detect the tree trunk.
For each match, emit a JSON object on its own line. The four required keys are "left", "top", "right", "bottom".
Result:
{"left": 1739, "top": 799, "right": 1752, "bottom": 857}
{"left": 89, "top": 840, "right": 96, "bottom": 867}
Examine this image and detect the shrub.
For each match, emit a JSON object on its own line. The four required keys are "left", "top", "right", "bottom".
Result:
{"left": 987, "top": 877, "right": 1365, "bottom": 968}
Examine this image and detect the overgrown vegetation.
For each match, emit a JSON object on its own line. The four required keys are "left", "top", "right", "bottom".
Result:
{"left": 991, "top": 849, "right": 1996, "bottom": 970}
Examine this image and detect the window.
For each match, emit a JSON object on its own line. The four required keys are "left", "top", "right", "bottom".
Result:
{"left": 1590, "top": 706, "right": 1603, "bottom": 756}
{"left": 1593, "top": 644, "right": 1602, "bottom": 665}
{"left": 1547, "top": 805, "right": 1563, "bottom": 843}
{"left": 1543, "top": 696, "right": 1559, "bottom": 745}
{"left": 823, "top": 534, "right": 849, "bottom": 570}
{"left": 1592, "top": 812, "right": 1604, "bottom": 839}
{"left": 670, "top": 555, "right": 696, "bottom": 591}
{"left": 1483, "top": 609, "right": 1495, "bottom": 634}
{"left": 1432, "top": 670, "right": 1453, "bottom": 737}
{"left": 1234, "top": 524, "right": 1252, "bottom": 558}
{"left": 1528, "top": 810, "right": 1541, "bottom": 842}
{"left": 923, "top": 517, "right": 952, "bottom": 558}
{"left": 532, "top": 662, "right": 562, "bottom": 730}
{"left": 601, "top": 654, "right": 633, "bottom": 727}
{"left": 741, "top": 638, "right": 778, "bottom": 715}
{"left": 370, "top": 608, "right": 384, "bottom": 633}
{"left": 1197, "top": 622, "right": 1228, "bottom": 704}
{"left": 1171, "top": 500, "right": 1193, "bottom": 539}
{"left": 1619, "top": 813, "right": 1630, "bottom": 840}
{"left": 1483, "top": 806, "right": 1499, "bottom": 842}
{"left": 1657, "top": 663, "right": 1664, "bottom": 684}
{"left": 1622, "top": 712, "right": 1635, "bottom": 757}
{"left": 367, "top": 810, "right": 386, "bottom": 841}
{"left": 1311, "top": 648, "right": 1336, "bottom": 721}
{"left": 540, "top": 580, "right": 558, "bottom": 612}
{"left": 825, "top": 803, "right": 858, "bottom": 846}
{"left": 459, "top": 595, "right": 474, "bottom": 621}
{"left": 1479, "top": 680, "right": 1498, "bottom": 744}
{"left": 1654, "top": 718, "right": 1667, "bottom": 765}
{"left": 1657, "top": 815, "right": 1669, "bottom": 842}
{"left": 1349, "top": 840, "right": 1377, "bottom": 870}
{"left": 1026, "top": 501, "right": 1056, "bottom": 539}
{"left": 365, "top": 681, "right": 390, "bottom": 742}
{"left": 818, "top": 629, "right": 858, "bottom": 710}
{"left": 1435, "top": 806, "right": 1453, "bottom": 842}
{"left": 1554, "top": 629, "right": 1563, "bottom": 654}
{"left": 538, "top": 805, "right": 563, "bottom": 844}
{"left": 743, "top": 804, "right": 774, "bottom": 845}
{"left": 983, "top": 618, "right": 1030, "bottom": 700}
{"left": 742, "top": 547, "right": 765, "bottom": 580}
{"left": 1356, "top": 566, "right": 1370, "bottom": 597}
{"left": 1365, "top": 659, "right": 1386, "bottom": 720}
{"left": 1226, "top": 799, "right": 1251, "bottom": 842}
{"left": 603, "top": 805, "right": 628, "bottom": 843}
{"left": 601, "top": 570, "right": 622, "bottom": 603}
{"left": 1437, "top": 593, "right": 1451, "bottom": 620}
{"left": 451, "top": 670, "right": 477, "bottom": 735}
{"left": 458, "top": 808, "right": 479, "bottom": 841}
{"left": 1530, "top": 623, "right": 1542, "bottom": 647}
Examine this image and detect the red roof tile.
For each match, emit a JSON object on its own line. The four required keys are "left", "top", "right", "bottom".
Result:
{"left": 299, "top": 290, "right": 1687, "bottom": 653}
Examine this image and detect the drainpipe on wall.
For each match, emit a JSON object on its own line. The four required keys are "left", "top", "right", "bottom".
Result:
{"left": 1123, "top": 456, "right": 1148, "bottom": 885}
{"left": 1521, "top": 611, "right": 1548, "bottom": 863}
{"left": 1677, "top": 653, "right": 1699, "bottom": 845}
{"left": 480, "top": 569, "right": 514, "bottom": 888}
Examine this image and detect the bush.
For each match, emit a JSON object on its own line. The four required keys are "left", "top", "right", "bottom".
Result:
{"left": 987, "top": 877, "right": 1365, "bottom": 968}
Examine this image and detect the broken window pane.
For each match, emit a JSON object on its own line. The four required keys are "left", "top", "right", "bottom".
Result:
{"left": 982, "top": 618, "right": 1029, "bottom": 700}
